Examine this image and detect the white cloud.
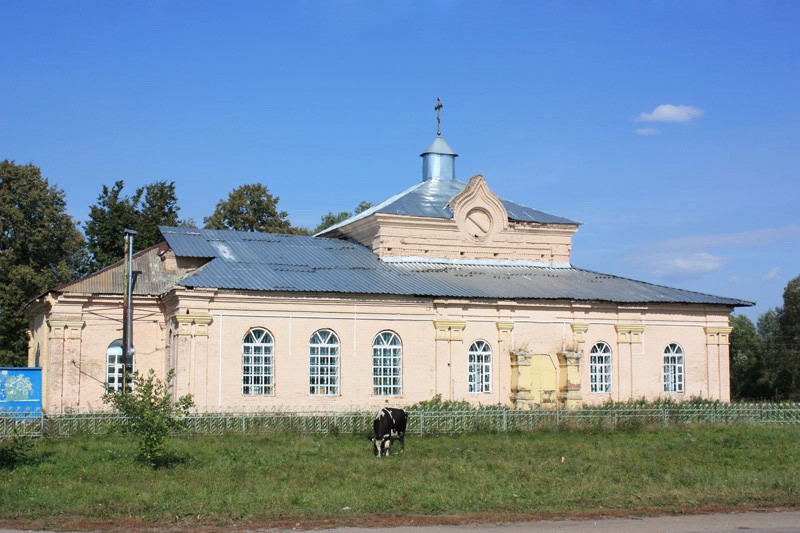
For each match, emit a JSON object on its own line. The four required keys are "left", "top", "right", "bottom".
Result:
{"left": 646, "top": 225, "right": 800, "bottom": 252}
{"left": 628, "top": 225, "right": 800, "bottom": 281}
{"left": 635, "top": 127, "right": 660, "bottom": 135}
{"left": 763, "top": 267, "right": 782, "bottom": 281}
{"left": 650, "top": 252, "right": 724, "bottom": 279}
{"left": 637, "top": 104, "right": 704, "bottom": 123}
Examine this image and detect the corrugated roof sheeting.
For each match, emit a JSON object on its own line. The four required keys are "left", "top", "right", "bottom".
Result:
{"left": 58, "top": 247, "right": 185, "bottom": 296}
{"left": 160, "top": 226, "right": 751, "bottom": 306}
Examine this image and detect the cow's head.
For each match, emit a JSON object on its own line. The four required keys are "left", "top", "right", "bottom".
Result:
{"left": 369, "top": 436, "right": 392, "bottom": 456}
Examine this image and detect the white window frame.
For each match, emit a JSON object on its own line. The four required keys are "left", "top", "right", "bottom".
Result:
{"left": 663, "top": 343, "right": 685, "bottom": 393}
{"left": 468, "top": 340, "right": 492, "bottom": 393}
{"left": 309, "top": 329, "right": 340, "bottom": 396}
{"left": 589, "top": 341, "right": 613, "bottom": 393}
{"left": 106, "top": 339, "right": 134, "bottom": 393}
{"left": 242, "top": 328, "right": 275, "bottom": 396}
{"left": 106, "top": 339, "right": 125, "bottom": 393}
{"left": 373, "top": 331, "right": 402, "bottom": 396}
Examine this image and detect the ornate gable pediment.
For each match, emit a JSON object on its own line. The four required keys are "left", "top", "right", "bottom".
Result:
{"left": 448, "top": 174, "right": 509, "bottom": 242}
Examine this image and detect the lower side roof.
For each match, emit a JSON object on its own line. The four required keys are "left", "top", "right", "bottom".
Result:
{"left": 161, "top": 227, "right": 751, "bottom": 307}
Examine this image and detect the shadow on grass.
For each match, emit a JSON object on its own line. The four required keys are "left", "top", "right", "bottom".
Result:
{"left": 140, "top": 451, "right": 192, "bottom": 469}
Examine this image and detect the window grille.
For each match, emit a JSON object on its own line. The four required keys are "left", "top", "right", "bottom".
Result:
{"left": 242, "top": 328, "right": 274, "bottom": 395}
{"left": 373, "top": 331, "right": 402, "bottom": 396}
{"left": 309, "top": 329, "right": 340, "bottom": 395}
{"left": 663, "top": 343, "right": 685, "bottom": 393}
{"left": 590, "top": 341, "right": 613, "bottom": 393}
{"left": 468, "top": 340, "right": 492, "bottom": 393}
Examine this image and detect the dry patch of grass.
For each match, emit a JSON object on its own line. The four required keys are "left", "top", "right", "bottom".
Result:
{"left": 1, "top": 425, "right": 798, "bottom": 529}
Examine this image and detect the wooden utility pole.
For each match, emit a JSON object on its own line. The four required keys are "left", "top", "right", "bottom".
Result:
{"left": 121, "top": 229, "right": 137, "bottom": 393}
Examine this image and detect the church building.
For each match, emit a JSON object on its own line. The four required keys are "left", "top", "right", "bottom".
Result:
{"left": 26, "top": 126, "right": 750, "bottom": 413}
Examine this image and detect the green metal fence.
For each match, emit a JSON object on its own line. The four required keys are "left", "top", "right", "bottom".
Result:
{"left": 3, "top": 403, "right": 800, "bottom": 439}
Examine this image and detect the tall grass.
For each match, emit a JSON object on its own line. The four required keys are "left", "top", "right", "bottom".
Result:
{"left": 1, "top": 425, "right": 798, "bottom": 529}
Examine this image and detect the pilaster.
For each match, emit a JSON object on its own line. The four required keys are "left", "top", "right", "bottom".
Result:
{"left": 46, "top": 318, "right": 84, "bottom": 413}
{"left": 557, "top": 350, "right": 582, "bottom": 408}
{"left": 172, "top": 314, "right": 214, "bottom": 400}
{"left": 705, "top": 326, "right": 732, "bottom": 401}
{"left": 556, "top": 323, "right": 589, "bottom": 408}
{"left": 496, "top": 321, "right": 514, "bottom": 405}
{"left": 615, "top": 324, "right": 645, "bottom": 401}
{"left": 432, "top": 320, "right": 465, "bottom": 400}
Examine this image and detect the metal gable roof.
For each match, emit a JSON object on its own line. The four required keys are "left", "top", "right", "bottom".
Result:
{"left": 159, "top": 226, "right": 751, "bottom": 307}
{"left": 317, "top": 178, "right": 579, "bottom": 236}
{"left": 55, "top": 245, "right": 187, "bottom": 296}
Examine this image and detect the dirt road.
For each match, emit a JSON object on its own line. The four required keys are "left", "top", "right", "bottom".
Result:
{"left": 1, "top": 510, "right": 798, "bottom": 532}
{"left": 331, "top": 511, "right": 800, "bottom": 533}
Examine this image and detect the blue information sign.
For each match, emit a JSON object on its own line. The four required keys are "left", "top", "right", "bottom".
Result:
{"left": 0, "top": 367, "right": 42, "bottom": 417}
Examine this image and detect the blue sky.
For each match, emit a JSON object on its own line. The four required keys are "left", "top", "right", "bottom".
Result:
{"left": 1, "top": 1, "right": 798, "bottom": 320}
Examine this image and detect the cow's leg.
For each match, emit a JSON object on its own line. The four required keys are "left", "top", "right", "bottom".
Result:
{"left": 371, "top": 437, "right": 382, "bottom": 456}
{"left": 382, "top": 436, "right": 391, "bottom": 457}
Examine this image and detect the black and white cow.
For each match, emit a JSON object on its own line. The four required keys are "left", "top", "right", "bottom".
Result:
{"left": 369, "top": 407, "right": 408, "bottom": 457}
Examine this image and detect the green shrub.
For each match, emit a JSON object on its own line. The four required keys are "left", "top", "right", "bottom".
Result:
{"left": 0, "top": 428, "right": 34, "bottom": 470}
{"left": 103, "top": 369, "right": 193, "bottom": 467}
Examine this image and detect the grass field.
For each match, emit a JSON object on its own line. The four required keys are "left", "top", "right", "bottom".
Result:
{"left": 1, "top": 425, "right": 799, "bottom": 530}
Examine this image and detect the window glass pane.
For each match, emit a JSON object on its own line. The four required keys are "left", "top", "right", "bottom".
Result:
{"left": 663, "top": 344, "right": 685, "bottom": 393}
{"left": 106, "top": 339, "right": 132, "bottom": 393}
{"left": 310, "top": 329, "right": 340, "bottom": 395}
{"left": 468, "top": 341, "right": 492, "bottom": 393}
{"left": 242, "top": 328, "right": 274, "bottom": 396}
{"left": 589, "top": 342, "right": 612, "bottom": 393}
{"left": 373, "top": 331, "right": 403, "bottom": 396}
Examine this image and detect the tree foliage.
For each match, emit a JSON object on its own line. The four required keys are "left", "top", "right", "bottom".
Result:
{"left": 84, "top": 180, "right": 181, "bottom": 270}
{"left": 137, "top": 181, "right": 181, "bottom": 249}
{"left": 729, "top": 315, "right": 769, "bottom": 399}
{"left": 103, "top": 369, "right": 193, "bottom": 467}
{"left": 312, "top": 200, "right": 373, "bottom": 234}
{"left": 0, "top": 161, "right": 84, "bottom": 366}
{"left": 730, "top": 274, "right": 800, "bottom": 400}
{"left": 204, "top": 183, "right": 292, "bottom": 234}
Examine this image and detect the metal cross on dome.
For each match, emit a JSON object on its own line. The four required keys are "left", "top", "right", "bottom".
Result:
{"left": 435, "top": 97, "right": 443, "bottom": 136}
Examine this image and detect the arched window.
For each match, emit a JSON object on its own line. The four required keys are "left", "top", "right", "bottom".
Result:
{"left": 242, "top": 328, "right": 274, "bottom": 395}
{"left": 373, "top": 331, "right": 402, "bottom": 396}
{"left": 309, "top": 329, "right": 340, "bottom": 395}
{"left": 468, "top": 340, "right": 492, "bottom": 393}
{"left": 106, "top": 339, "right": 133, "bottom": 393}
{"left": 663, "top": 343, "right": 684, "bottom": 393}
{"left": 589, "top": 342, "right": 612, "bottom": 393}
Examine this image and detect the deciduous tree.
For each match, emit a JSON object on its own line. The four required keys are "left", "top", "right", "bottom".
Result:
{"left": 204, "top": 183, "right": 292, "bottom": 233}
{"left": 729, "top": 314, "right": 770, "bottom": 399}
{"left": 84, "top": 180, "right": 182, "bottom": 270}
{"left": 84, "top": 181, "right": 141, "bottom": 270}
{"left": 137, "top": 180, "right": 181, "bottom": 249}
{"left": 777, "top": 275, "right": 800, "bottom": 399}
{"left": 0, "top": 161, "right": 84, "bottom": 366}
{"left": 312, "top": 200, "right": 373, "bottom": 234}
{"left": 731, "top": 274, "right": 800, "bottom": 401}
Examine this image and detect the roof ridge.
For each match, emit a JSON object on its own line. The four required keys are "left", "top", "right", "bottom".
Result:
{"left": 314, "top": 180, "right": 433, "bottom": 236}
